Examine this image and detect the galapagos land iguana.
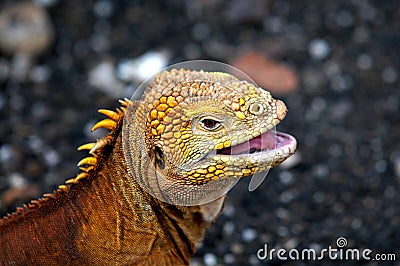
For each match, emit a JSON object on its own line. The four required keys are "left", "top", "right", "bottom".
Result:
{"left": 0, "top": 67, "right": 297, "bottom": 265}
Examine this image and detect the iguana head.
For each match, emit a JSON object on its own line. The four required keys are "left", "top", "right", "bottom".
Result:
{"left": 123, "top": 67, "right": 296, "bottom": 205}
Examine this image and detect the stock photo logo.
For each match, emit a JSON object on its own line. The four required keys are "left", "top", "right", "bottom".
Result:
{"left": 257, "top": 237, "right": 397, "bottom": 262}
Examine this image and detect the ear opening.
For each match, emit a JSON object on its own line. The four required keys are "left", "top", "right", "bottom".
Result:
{"left": 154, "top": 146, "right": 165, "bottom": 170}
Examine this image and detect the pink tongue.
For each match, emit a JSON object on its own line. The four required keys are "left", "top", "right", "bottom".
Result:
{"left": 218, "top": 131, "right": 276, "bottom": 155}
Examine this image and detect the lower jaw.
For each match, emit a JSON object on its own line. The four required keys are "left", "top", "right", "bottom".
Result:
{"left": 216, "top": 130, "right": 296, "bottom": 156}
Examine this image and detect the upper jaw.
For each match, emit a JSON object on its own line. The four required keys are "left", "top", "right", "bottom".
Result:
{"left": 217, "top": 130, "right": 296, "bottom": 155}
{"left": 214, "top": 130, "right": 297, "bottom": 167}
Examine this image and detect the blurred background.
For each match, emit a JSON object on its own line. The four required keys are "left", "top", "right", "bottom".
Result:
{"left": 0, "top": 0, "right": 399, "bottom": 265}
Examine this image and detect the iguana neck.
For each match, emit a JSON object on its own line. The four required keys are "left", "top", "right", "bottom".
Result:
{"left": 87, "top": 128, "right": 217, "bottom": 263}
{"left": 0, "top": 115, "right": 223, "bottom": 265}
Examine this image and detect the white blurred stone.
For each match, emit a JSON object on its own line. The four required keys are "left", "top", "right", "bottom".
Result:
{"left": 27, "top": 135, "right": 44, "bottom": 153}
{"left": 203, "top": 253, "right": 217, "bottom": 266}
{"left": 382, "top": 67, "right": 397, "bottom": 83}
{"left": 189, "top": 258, "right": 203, "bottom": 266}
{"left": 222, "top": 202, "right": 235, "bottom": 217}
{"left": 116, "top": 51, "right": 170, "bottom": 82}
{"left": 284, "top": 237, "right": 299, "bottom": 249}
{"left": 192, "top": 22, "right": 210, "bottom": 41}
{"left": 308, "top": 39, "right": 330, "bottom": 60}
{"left": 30, "top": 64, "right": 51, "bottom": 83}
{"left": 242, "top": 227, "right": 257, "bottom": 242}
{"left": 43, "top": 149, "right": 60, "bottom": 167}
{"left": 313, "top": 191, "right": 325, "bottom": 203}
{"left": 230, "top": 242, "right": 244, "bottom": 254}
{"left": 223, "top": 253, "right": 235, "bottom": 264}
{"left": 0, "top": 144, "right": 14, "bottom": 163}
{"left": 351, "top": 218, "right": 362, "bottom": 230}
{"left": 279, "top": 171, "right": 294, "bottom": 185}
{"left": 336, "top": 10, "right": 354, "bottom": 28}
{"left": 374, "top": 160, "right": 387, "bottom": 173}
{"left": 356, "top": 53, "right": 373, "bottom": 70}
{"left": 263, "top": 16, "right": 285, "bottom": 33}
{"left": 94, "top": 0, "right": 113, "bottom": 18}
{"left": 223, "top": 221, "right": 235, "bottom": 236}
{"left": 88, "top": 61, "right": 126, "bottom": 98}
{"left": 9, "top": 173, "right": 27, "bottom": 188}
{"left": 280, "top": 191, "right": 294, "bottom": 203}
{"left": 90, "top": 34, "right": 110, "bottom": 52}
{"left": 277, "top": 226, "right": 289, "bottom": 237}
{"left": 0, "top": 2, "right": 54, "bottom": 55}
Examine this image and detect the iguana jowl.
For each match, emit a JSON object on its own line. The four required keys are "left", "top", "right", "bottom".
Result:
{"left": 0, "top": 68, "right": 296, "bottom": 265}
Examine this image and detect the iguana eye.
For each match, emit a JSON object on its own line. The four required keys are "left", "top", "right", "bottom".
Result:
{"left": 199, "top": 118, "right": 221, "bottom": 131}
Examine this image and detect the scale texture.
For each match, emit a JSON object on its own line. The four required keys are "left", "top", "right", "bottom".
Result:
{"left": 0, "top": 69, "right": 296, "bottom": 265}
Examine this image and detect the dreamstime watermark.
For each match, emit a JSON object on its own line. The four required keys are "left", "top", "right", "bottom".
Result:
{"left": 257, "top": 237, "right": 397, "bottom": 262}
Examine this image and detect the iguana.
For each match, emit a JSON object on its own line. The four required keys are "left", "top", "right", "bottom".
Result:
{"left": 0, "top": 68, "right": 296, "bottom": 265}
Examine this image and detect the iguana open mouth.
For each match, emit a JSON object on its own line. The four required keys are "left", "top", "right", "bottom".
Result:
{"left": 216, "top": 131, "right": 296, "bottom": 156}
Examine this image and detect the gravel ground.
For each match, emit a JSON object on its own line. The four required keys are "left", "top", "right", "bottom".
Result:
{"left": 0, "top": 1, "right": 399, "bottom": 265}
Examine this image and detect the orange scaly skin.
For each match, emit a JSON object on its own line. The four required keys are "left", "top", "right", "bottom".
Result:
{"left": 0, "top": 105, "right": 210, "bottom": 265}
{"left": 0, "top": 69, "right": 296, "bottom": 265}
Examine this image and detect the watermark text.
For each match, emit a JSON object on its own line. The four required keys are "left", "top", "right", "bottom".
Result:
{"left": 257, "top": 237, "right": 396, "bottom": 262}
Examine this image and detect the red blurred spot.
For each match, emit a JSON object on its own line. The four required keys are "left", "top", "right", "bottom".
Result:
{"left": 232, "top": 52, "right": 299, "bottom": 95}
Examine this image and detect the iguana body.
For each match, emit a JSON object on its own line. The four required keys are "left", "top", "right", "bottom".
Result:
{"left": 0, "top": 69, "right": 296, "bottom": 265}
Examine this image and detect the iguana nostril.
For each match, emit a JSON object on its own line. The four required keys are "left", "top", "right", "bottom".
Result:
{"left": 249, "top": 102, "right": 264, "bottom": 115}
{"left": 276, "top": 100, "right": 287, "bottom": 121}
